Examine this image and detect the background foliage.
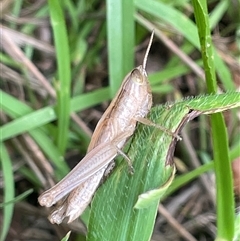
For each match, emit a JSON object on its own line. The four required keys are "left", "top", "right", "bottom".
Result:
{"left": 0, "top": 0, "right": 239, "bottom": 241}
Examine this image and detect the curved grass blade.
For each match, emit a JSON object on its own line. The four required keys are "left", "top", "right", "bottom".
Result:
{"left": 87, "top": 92, "right": 240, "bottom": 241}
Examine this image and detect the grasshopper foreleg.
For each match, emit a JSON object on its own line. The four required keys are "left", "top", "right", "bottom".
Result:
{"left": 116, "top": 147, "right": 134, "bottom": 174}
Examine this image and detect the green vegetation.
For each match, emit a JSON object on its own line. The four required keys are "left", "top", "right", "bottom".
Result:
{"left": 1, "top": 0, "right": 239, "bottom": 240}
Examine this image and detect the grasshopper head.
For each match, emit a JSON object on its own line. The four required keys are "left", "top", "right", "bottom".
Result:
{"left": 130, "top": 66, "right": 147, "bottom": 85}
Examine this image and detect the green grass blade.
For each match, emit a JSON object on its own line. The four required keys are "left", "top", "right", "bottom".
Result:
{"left": 88, "top": 107, "right": 179, "bottom": 241}
{"left": 0, "top": 143, "right": 15, "bottom": 241}
{"left": 48, "top": 0, "right": 71, "bottom": 155}
{"left": 192, "top": 0, "right": 217, "bottom": 91}
{"left": 107, "top": 0, "right": 134, "bottom": 97}
{"left": 212, "top": 114, "right": 234, "bottom": 240}
{"left": 1, "top": 107, "right": 55, "bottom": 141}
{"left": 64, "top": 0, "right": 78, "bottom": 31}
{"left": 0, "top": 189, "right": 33, "bottom": 208}
{"left": 0, "top": 90, "right": 32, "bottom": 117}
{"left": 234, "top": 213, "right": 240, "bottom": 241}
{"left": 209, "top": 113, "right": 235, "bottom": 238}
{"left": 70, "top": 87, "right": 110, "bottom": 112}
{"left": 192, "top": 1, "right": 234, "bottom": 239}
{"left": 87, "top": 92, "right": 239, "bottom": 241}
{"left": 182, "top": 91, "right": 240, "bottom": 113}
{"left": 209, "top": 0, "right": 229, "bottom": 30}
{"left": 61, "top": 231, "right": 71, "bottom": 241}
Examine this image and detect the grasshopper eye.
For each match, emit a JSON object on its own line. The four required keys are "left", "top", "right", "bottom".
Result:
{"left": 131, "top": 69, "right": 143, "bottom": 84}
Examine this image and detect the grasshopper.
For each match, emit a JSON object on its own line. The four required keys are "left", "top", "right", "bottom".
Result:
{"left": 38, "top": 32, "right": 177, "bottom": 223}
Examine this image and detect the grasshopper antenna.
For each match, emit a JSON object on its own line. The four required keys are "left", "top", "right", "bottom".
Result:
{"left": 142, "top": 30, "right": 154, "bottom": 70}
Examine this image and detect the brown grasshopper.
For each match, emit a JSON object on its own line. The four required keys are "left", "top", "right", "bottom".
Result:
{"left": 38, "top": 32, "right": 177, "bottom": 223}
